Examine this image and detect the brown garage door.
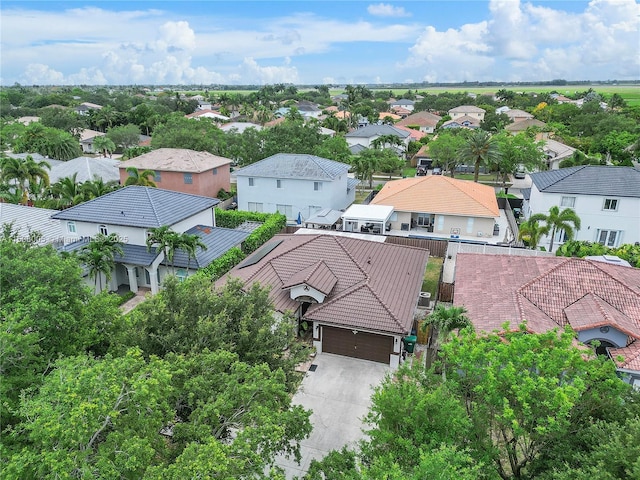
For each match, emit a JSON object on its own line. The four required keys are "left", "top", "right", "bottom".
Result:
{"left": 322, "top": 326, "right": 393, "bottom": 364}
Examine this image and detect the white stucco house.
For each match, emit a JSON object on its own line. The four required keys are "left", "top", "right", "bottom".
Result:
{"left": 448, "top": 105, "right": 486, "bottom": 122}
{"left": 52, "top": 186, "right": 249, "bottom": 294}
{"left": 524, "top": 166, "right": 640, "bottom": 251}
{"left": 344, "top": 124, "right": 411, "bottom": 155}
{"left": 233, "top": 153, "right": 359, "bottom": 222}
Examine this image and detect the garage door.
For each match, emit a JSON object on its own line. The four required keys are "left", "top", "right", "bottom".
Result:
{"left": 322, "top": 326, "right": 393, "bottom": 364}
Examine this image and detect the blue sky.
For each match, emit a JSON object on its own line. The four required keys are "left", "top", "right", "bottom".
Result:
{"left": 1, "top": 1, "right": 638, "bottom": 85}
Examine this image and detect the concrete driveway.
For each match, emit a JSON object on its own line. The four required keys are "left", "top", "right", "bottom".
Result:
{"left": 275, "top": 353, "right": 390, "bottom": 479}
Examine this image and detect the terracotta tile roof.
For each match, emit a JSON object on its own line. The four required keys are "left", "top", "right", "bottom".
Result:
{"left": 454, "top": 254, "right": 640, "bottom": 368}
{"left": 505, "top": 118, "right": 546, "bottom": 131}
{"left": 119, "top": 148, "right": 232, "bottom": 173}
{"left": 397, "top": 111, "right": 442, "bottom": 128}
{"left": 609, "top": 341, "right": 640, "bottom": 370}
{"left": 394, "top": 125, "right": 427, "bottom": 141}
{"left": 379, "top": 112, "right": 401, "bottom": 121}
{"left": 449, "top": 105, "right": 486, "bottom": 114}
{"left": 220, "top": 234, "right": 429, "bottom": 335}
{"left": 371, "top": 175, "right": 499, "bottom": 218}
{"left": 391, "top": 106, "right": 412, "bottom": 115}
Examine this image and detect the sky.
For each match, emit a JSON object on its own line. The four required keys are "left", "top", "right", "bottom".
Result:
{"left": 1, "top": 0, "right": 638, "bottom": 86}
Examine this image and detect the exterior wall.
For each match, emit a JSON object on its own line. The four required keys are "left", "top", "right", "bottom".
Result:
{"left": 63, "top": 208, "right": 215, "bottom": 246}
{"left": 236, "top": 175, "right": 353, "bottom": 220}
{"left": 577, "top": 327, "right": 628, "bottom": 348}
{"left": 528, "top": 186, "right": 640, "bottom": 250}
{"left": 119, "top": 165, "right": 231, "bottom": 198}
{"left": 450, "top": 110, "right": 485, "bottom": 121}
{"left": 387, "top": 211, "right": 496, "bottom": 238}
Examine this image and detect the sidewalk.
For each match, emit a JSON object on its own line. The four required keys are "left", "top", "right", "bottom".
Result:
{"left": 120, "top": 288, "right": 151, "bottom": 315}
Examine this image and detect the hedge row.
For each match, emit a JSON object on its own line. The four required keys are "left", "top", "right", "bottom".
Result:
{"left": 197, "top": 210, "right": 287, "bottom": 281}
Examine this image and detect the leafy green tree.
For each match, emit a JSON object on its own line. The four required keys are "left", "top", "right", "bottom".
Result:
{"left": 92, "top": 135, "right": 116, "bottom": 157}
{"left": 77, "top": 233, "right": 124, "bottom": 292}
{"left": 151, "top": 113, "right": 227, "bottom": 155}
{"left": 494, "top": 132, "right": 545, "bottom": 184}
{"left": 38, "top": 107, "right": 86, "bottom": 137}
{"left": 359, "top": 325, "right": 634, "bottom": 480}
{"left": 124, "top": 166, "right": 157, "bottom": 187}
{"left": 106, "top": 123, "right": 141, "bottom": 151}
{"left": 50, "top": 173, "right": 86, "bottom": 208}
{"left": 427, "top": 131, "right": 466, "bottom": 177}
{"left": 5, "top": 349, "right": 174, "bottom": 480}
{"left": 351, "top": 148, "right": 381, "bottom": 188}
{"left": 312, "top": 135, "right": 352, "bottom": 163}
{"left": 457, "top": 129, "right": 502, "bottom": 182}
{"left": 81, "top": 177, "right": 120, "bottom": 199}
{"left": 530, "top": 206, "right": 581, "bottom": 252}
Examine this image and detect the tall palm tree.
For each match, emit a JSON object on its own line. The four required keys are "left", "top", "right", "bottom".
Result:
{"left": 530, "top": 206, "right": 581, "bottom": 252}
{"left": 81, "top": 178, "right": 120, "bottom": 200}
{"left": 124, "top": 167, "right": 157, "bottom": 187}
{"left": 372, "top": 134, "right": 403, "bottom": 151}
{"left": 92, "top": 136, "right": 116, "bottom": 157}
{"left": 179, "top": 232, "right": 208, "bottom": 275}
{"left": 518, "top": 218, "right": 549, "bottom": 250}
{"left": 456, "top": 130, "right": 502, "bottom": 182}
{"left": 0, "top": 155, "right": 51, "bottom": 204}
{"left": 77, "top": 233, "right": 124, "bottom": 292}
{"left": 146, "top": 225, "right": 175, "bottom": 272}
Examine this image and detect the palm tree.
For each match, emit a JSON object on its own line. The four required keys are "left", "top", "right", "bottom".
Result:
{"left": 92, "top": 136, "right": 116, "bottom": 157}
{"left": 124, "top": 167, "right": 157, "bottom": 187}
{"left": 371, "top": 134, "right": 403, "bottom": 151}
{"left": 518, "top": 218, "right": 549, "bottom": 250}
{"left": 77, "top": 233, "right": 124, "bottom": 292}
{"left": 81, "top": 178, "right": 120, "bottom": 200}
{"left": 51, "top": 173, "right": 86, "bottom": 209}
{"left": 0, "top": 155, "right": 51, "bottom": 204}
{"left": 179, "top": 232, "right": 208, "bottom": 275}
{"left": 456, "top": 130, "right": 502, "bottom": 182}
{"left": 421, "top": 304, "right": 473, "bottom": 379}
{"left": 530, "top": 206, "right": 581, "bottom": 252}
{"left": 146, "top": 225, "right": 174, "bottom": 272}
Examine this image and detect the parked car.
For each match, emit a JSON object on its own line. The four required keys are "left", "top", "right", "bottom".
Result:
{"left": 432, "top": 167, "right": 442, "bottom": 175}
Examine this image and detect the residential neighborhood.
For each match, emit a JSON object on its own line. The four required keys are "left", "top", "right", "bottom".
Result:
{"left": 1, "top": 82, "right": 639, "bottom": 479}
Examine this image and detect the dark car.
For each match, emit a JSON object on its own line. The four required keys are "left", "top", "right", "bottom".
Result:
{"left": 416, "top": 167, "right": 427, "bottom": 176}
{"left": 432, "top": 167, "right": 443, "bottom": 175}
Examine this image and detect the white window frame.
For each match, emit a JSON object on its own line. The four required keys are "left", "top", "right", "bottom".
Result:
{"left": 98, "top": 224, "right": 108, "bottom": 235}
{"left": 248, "top": 177, "right": 255, "bottom": 187}
{"left": 466, "top": 217, "right": 474, "bottom": 234}
{"left": 437, "top": 215, "right": 444, "bottom": 231}
{"left": 603, "top": 198, "right": 618, "bottom": 211}
{"left": 248, "top": 202, "right": 263, "bottom": 213}
{"left": 596, "top": 229, "right": 621, "bottom": 247}
{"left": 277, "top": 179, "right": 282, "bottom": 189}
{"left": 276, "top": 204, "right": 293, "bottom": 218}
{"left": 67, "top": 221, "right": 77, "bottom": 234}
{"left": 560, "top": 196, "right": 575, "bottom": 208}
{"left": 314, "top": 181, "right": 322, "bottom": 191}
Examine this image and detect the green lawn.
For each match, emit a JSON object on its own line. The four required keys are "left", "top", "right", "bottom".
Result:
{"left": 422, "top": 256, "right": 443, "bottom": 298}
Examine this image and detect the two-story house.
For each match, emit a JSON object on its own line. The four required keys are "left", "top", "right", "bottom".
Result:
{"left": 118, "top": 148, "right": 233, "bottom": 198}
{"left": 448, "top": 105, "right": 486, "bottom": 122}
{"left": 52, "top": 186, "right": 249, "bottom": 294}
{"left": 524, "top": 166, "right": 640, "bottom": 250}
{"left": 233, "top": 153, "right": 359, "bottom": 222}
{"left": 396, "top": 111, "right": 442, "bottom": 134}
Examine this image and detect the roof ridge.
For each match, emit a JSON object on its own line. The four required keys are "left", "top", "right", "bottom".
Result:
{"left": 144, "top": 187, "right": 162, "bottom": 226}
{"left": 518, "top": 257, "right": 573, "bottom": 292}
{"left": 186, "top": 149, "right": 198, "bottom": 171}
{"left": 586, "top": 259, "right": 640, "bottom": 301}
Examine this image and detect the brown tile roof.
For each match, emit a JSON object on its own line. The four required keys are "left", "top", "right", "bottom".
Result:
{"left": 505, "top": 118, "right": 546, "bottom": 131}
{"left": 282, "top": 260, "right": 338, "bottom": 295}
{"left": 220, "top": 234, "right": 429, "bottom": 335}
{"left": 454, "top": 254, "right": 640, "bottom": 367}
{"left": 397, "top": 111, "right": 442, "bottom": 128}
{"left": 119, "top": 148, "right": 232, "bottom": 173}
{"left": 371, "top": 175, "right": 499, "bottom": 218}
{"left": 610, "top": 341, "right": 640, "bottom": 370}
{"left": 379, "top": 112, "right": 401, "bottom": 121}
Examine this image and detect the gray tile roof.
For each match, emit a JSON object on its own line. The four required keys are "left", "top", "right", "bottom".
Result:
{"left": 0, "top": 203, "right": 64, "bottom": 245}
{"left": 51, "top": 186, "right": 220, "bottom": 227}
{"left": 60, "top": 238, "right": 160, "bottom": 266}
{"left": 49, "top": 156, "right": 121, "bottom": 184}
{"left": 530, "top": 166, "right": 640, "bottom": 198}
{"left": 233, "top": 153, "right": 351, "bottom": 180}
{"left": 347, "top": 177, "right": 360, "bottom": 190}
{"left": 345, "top": 124, "right": 410, "bottom": 139}
{"left": 171, "top": 225, "right": 250, "bottom": 269}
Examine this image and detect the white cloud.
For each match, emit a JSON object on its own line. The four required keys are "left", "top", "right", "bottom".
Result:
{"left": 401, "top": 0, "right": 640, "bottom": 82}
{"left": 21, "top": 64, "right": 65, "bottom": 85}
{"left": 367, "top": 3, "right": 411, "bottom": 18}
{"left": 239, "top": 57, "right": 299, "bottom": 84}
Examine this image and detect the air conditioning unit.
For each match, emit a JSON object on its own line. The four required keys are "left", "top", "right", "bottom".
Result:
{"left": 418, "top": 291, "right": 431, "bottom": 307}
